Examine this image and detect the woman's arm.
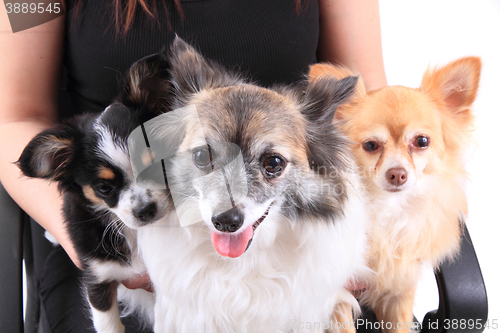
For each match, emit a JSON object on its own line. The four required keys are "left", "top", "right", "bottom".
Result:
{"left": 0, "top": 6, "right": 81, "bottom": 268}
{"left": 317, "top": 0, "right": 387, "bottom": 92}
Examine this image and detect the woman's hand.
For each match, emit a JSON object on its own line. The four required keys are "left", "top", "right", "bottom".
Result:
{"left": 122, "top": 273, "right": 154, "bottom": 293}
{"left": 345, "top": 279, "right": 367, "bottom": 299}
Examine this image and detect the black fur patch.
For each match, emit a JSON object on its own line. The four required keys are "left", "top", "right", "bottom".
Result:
{"left": 118, "top": 46, "right": 172, "bottom": 116}
{"left": 85, "top": 280, "right": 118, "bottom": 312}
{"left": 64, "top": 188, "right": 131, "bottom": 264}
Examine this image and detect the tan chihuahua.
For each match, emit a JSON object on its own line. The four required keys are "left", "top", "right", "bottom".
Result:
{"left": 310, "top": 57, "right": 481, "bottom": 333}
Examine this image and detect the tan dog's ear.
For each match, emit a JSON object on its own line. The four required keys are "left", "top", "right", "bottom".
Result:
{"left": 421, "top": 57, "right": 482, "bottom": 123}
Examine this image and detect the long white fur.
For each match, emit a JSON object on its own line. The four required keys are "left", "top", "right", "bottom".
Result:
{"left": 90, "top": 298, "right": 125, "bottom": 333}
{"left": 138, "top": 168, "right": 369, "bottom": 333}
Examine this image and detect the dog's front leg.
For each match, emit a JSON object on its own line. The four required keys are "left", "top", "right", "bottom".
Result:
{"left": 331, "top": 303, "right": 356, "bottom": 333}
{"left": 374, "top": 288, "right": 416, "bottom": 333}
{"left": 86, "top": 281, "right": 124, "bottom": 333}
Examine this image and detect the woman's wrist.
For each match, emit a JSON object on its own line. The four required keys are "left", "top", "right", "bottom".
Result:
{"left": 51, "top": 227, "right": 82, "bottom": 269}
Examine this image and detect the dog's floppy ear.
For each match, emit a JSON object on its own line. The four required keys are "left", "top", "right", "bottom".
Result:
{"left": 420, "top": 56, "right": 481, "bottom": 126}
{"left": 16, "top": 122, "right": 83, "bottom": 183}
{"left": 302, "top": 75, "right": 358, "bottom": 172}
{"left": 168, "top": 36, "right": 243, "bottom": 104}
{"left": 119, "top": 46, "right": 172, "bottom": 115}
{"left": 308, "top": 63, "right": 365, "bottom": 122}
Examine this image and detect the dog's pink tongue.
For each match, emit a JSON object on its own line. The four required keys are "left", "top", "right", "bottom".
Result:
{"left": 211, "top": 224, "right": 253, "bottom": 258}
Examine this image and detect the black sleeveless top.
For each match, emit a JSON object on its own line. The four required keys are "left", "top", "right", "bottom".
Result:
{"left": 64, "top": 0, "right": 320, "bottom": 115}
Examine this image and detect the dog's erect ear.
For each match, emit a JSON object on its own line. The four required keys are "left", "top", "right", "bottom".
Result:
{"left": 302, "top": 76, "right": 358, "bottom": 173}
{"left": 308, "top": 63, "right": 365, "bottom": 122}
{"left": 309, "top": 63, "right": 366, "bottom": 96}
{"left": 168, "top": 36, "right": 243, "bottom": 104}
{"left": 421, "top": 57, "right": 481, "bottom": 124}
{"left": 16, "top": 123, "right": 81, "bottom": 183}
{"left": 303, "top": 75, "right": 358, "bottom": 125}
{"left": 119, "top": 46, "right": 172, "bottom": 115}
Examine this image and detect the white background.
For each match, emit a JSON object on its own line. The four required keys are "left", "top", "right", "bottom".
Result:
{"left": 379, "top": 0, "right": 500, "bottom": 328}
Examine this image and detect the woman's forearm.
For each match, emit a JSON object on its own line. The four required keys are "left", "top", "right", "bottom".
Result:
{"left": 0, "top": 120, "right": 81, "bottom": 268}
{"left": 0, "top": 11, "right": 80, "bottom": 267}
{"left": 317, "top": 0, "right": 387, "bottom": 92}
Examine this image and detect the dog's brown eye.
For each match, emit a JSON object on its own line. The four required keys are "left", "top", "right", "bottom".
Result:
{"left": 94, "top": 183, "right": 114, "bottom": 197}
{"left": 192, "top": 146, "right": 213, "bottom": 171}
{"left": 262, "top": 155, "right": 287, "bottom": 179}
{"left": 362, "top": 141, "right": 381, "bottom": 152}
{"left": 413, "top": 136, "right": 430, "bottom": 149}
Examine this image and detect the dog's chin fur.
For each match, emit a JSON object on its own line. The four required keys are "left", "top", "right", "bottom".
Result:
{"left": 135, "top": 37, "right": 370, "bottom": 333}
{"left": 310, "top": 57, "right": 481, "bottom": 332}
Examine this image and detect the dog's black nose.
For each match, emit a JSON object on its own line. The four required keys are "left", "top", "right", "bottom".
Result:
{"left": 212, "top": 207, "right": 244, "bottom": 233}
{"left": 133, "top": 202, "right": 157, "bottom": 222}
{"left": 386, "top": 167, "right": 407, "bottom": 186}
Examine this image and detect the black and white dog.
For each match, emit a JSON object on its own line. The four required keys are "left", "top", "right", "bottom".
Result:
{"left": 17, "top": 50, "right": 173, "bottom": 333}
{"left": 130, "top": 38, "right": 370, "bottom": 332}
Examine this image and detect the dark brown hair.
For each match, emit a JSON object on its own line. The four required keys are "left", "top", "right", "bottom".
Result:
{"left": 73, "top": 0, "right": 304, "bottom": 35}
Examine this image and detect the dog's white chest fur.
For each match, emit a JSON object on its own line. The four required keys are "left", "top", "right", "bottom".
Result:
{"left": 138, "top": 186, "right": 367, "bottom": 333}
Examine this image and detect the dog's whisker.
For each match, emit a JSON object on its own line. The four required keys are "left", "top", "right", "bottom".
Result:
{"left": 71, "top": 210, "right": 114, "bottom": 224}
{"left": 109, "top": 219, "right": 127, "bottom": 257}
